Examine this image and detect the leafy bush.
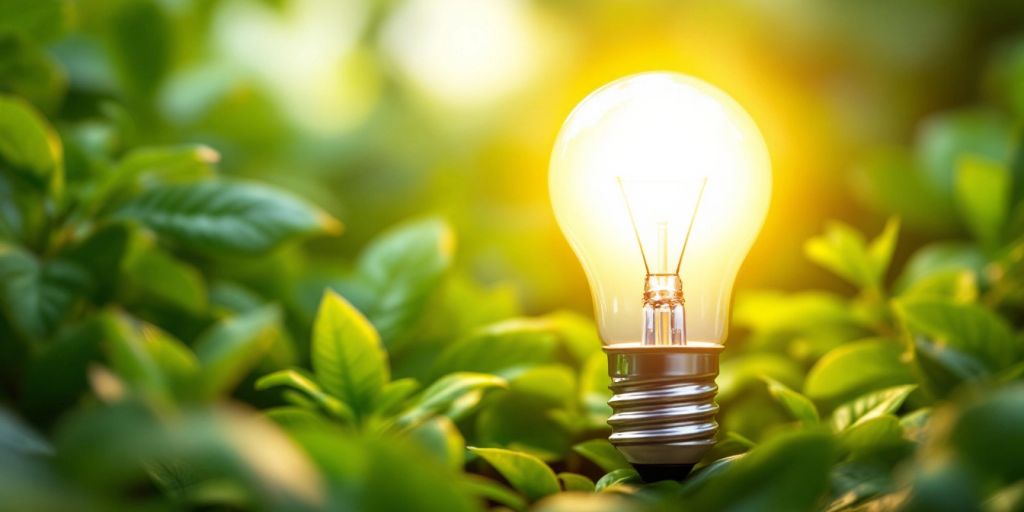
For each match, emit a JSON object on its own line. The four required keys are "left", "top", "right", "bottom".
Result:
{"left": 1, "top": 1, "right": 1023, "bottom": 511}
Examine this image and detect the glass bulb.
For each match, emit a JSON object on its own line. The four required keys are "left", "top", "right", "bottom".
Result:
{"left": 550, "top": 72, "right": 771, "bottom": 348}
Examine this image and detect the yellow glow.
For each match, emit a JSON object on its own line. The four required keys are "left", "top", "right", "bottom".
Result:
{"left": 550, "top": 72, "right": 771, "bottom": 345}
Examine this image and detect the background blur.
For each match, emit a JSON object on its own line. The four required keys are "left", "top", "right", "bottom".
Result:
{"left": 34, "top": 0, "right": 1024, "bottom": 317}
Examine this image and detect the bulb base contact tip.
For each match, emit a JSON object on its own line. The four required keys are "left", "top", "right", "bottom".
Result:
{"left": 604, "top": 343, "right": 722, "bottom": 481}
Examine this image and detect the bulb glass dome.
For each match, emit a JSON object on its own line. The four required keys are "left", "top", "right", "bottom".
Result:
{"left": 550, "top": 72, "right": 771, "bottom": 346}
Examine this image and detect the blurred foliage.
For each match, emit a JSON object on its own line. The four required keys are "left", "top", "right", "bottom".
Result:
{"left": 1, "top": 0, "right": 1024, "bottom": 511}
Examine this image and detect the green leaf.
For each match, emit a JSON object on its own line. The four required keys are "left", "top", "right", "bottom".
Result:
{"left": 193, "top": 305, "right": 282, "bottom": 401}
{"left": 373, "top": 377, "right": 420, "bottom": 415}
{"left": 917, "top": 108, "right": 1014, "bottom": 199}
{"left": 0, "top": 33, "right": 66, "bottom": 113}
{"left": 399, "top": 372, "right": 506, "bottom": 427}
{"left": 0, "top": 94, "right": 62, "bottom": 192}
{"left": 572, "top": 440, "right": 630, "bottom": 473}
{"left": 683, "top": 431, "right": 835, "bottom": 511}
{"left": 955, "top": 156, "right": 1010, "bottom": 247}
{"left": 950, "top": 385, "right": 1024, "bottom": 482}
{"left": 804, "top": 339, "right": 914, "bottom": 404}
{"left": 255, "top": 369, "right": 353, "bottom": 421}
{"left": 121, "top": 240, "right": 206, "bottom": 314}
{"left": 898, "top": 269, "right": 978, "bottom": 304}
{"left": 311, "top": 290, "right": 388, "bottom": 418}
{"left": 895, "top": 243, "right": 987, "bottom": 292}
{"left": 558, "top": 472, "right": 595, "bottom": 492}
{"left": 468, "top": 447, "right": 560, "bottom": 502}
{"left": 838, "top": 415, "right": 912, "bottom": 464}
{"left": 431, "top": 318, "right": 560, "bottom": 379}
{"left": 594, "top": 468, "right": 640, "bottom": 492}
{"left": 804, "top": 219, "right": 899, "bottom": 291}
{"left": 0, "top": 0, "right": 68, "bottom": 43}
{"left": 852, "top": 148, "right": 955, "bottom": 233}
{"left": 896, "top": 299, "right": 1017, "bottom": 396}
{"left": 106, "top": 0, "right": 171, "bottom": 99}
{"left": 460, "top": 474, "right": 528, "bottom": 511}
{"left": 0, "top": 243, "right": 89, "bottom": 338}
{"left": 345, "top": 218, "right": 454, "bottom": 348}
{"left": 409, "top": 417, "right": 465, "bottom": 470}
{"left": 89, "top": 144, "right": 218, "bottom": 214}
{"left": 831, "top": 385, "right": 917, "bottom": 432}
{"left": 477, "top": 365, "right": 576, "bottom": 460}
{"left": 115, "top": 180, "right": 340, "bottom": 255}
{"left": 762, "top": 377, "right": 820, "bottom": 426}
{"left": 100, "top": 313, "right": 174, "bottom": 401}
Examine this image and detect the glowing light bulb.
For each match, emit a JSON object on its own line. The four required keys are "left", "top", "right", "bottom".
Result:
{"left": 549, "top": 72, "right": 771, "bottom": 480}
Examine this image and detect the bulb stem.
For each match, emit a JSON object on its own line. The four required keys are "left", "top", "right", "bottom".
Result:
{"left": 642, "top": 274, "right": 686, "bottom": 345}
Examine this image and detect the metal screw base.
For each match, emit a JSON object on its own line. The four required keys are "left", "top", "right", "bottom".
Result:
{"left": 605, "top": 343, "right": 722, "bottom": 481}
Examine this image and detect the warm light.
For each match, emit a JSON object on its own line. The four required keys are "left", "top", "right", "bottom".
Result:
{"left": 550, "top": 72, "right": 771, "bottom": 346}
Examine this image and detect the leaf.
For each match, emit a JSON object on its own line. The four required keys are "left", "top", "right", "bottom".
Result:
{"left": 255, "top": 369, "right": 353, "bottom": 421}
{"left": 399, "top": 372, "right": 506, "bottom": 427}
{"left": 311, "top": 290, "right": 388, "bottom": 419}
{"left": 0, "top": 0, "right": 68, "bottom": 43}
{"left": 344, "top": 218, "right": 454, "bottom": 348}
{"left": 852, "top": 148, "right": 955, "bottom": 233}
{"left": 0, "top": 243, "right": 89, "bottom": 338}
{"left": 916, "top": 108, "right": 1014, "bottom": 199}
{"left": 594, "top": 468, "right": 640, "bottom": 492}
{"left": 0, "top": 33, "right": 66, "bottom": 113}
{"left": 373, "top": 377, "right": 420, "bottom": 415}
{"left": 896, "top": 299, "right": 1018, "bottom": 394}
{"left": 955, "top": 155, "right": 1010, "bottom": 247}
{"left": 572, "top": 440, "right": 630, "bottom": 473}
{"left": 468, "top": 447, "right": 560, "bottom": 502}
{"left": 89, "top": 144, "right": 218, "bottom": 213}
{"left": 101, "top": 313, "right": 173, "bottom": 401}
{"left": 476, "top": 365, "right": 576, "bottom": 459}
{"left": 121, "top": 240, "right": 206, "bottom": 313}
{"left": 409, "top": 417, "right": 465, "bottom": 470}
{"left": 898, "top": 269, "right": 978, "bottom": 304}
{"left": 895, "top": 243, "right": 987, "bottom": 292}
{"left": 193, "top": 305, "right": 282, "bottom": 401}
{"left": 115, "top": 180, "right": 340, "bottom": 255}
{"left": 0, "top": 94, "right": 62, "bottom": 192}
{"left": 950, "top": 384, "right": 1024, "bottom": 482}
{"left": 762, "top": 377, "right": 820, "bottom": 426}
{"left": 460, "top": 474, "right": 528, "bottom": 512}
{"left": 831, "top": 385, "right": 917, "bottom": 432}
{"left": 804, "top": 339, "right": 915, "bottom": 404}
{"left": 106, "top": 0, "right": 171, "bottom": 99}
{"left": 838, "top": 415, "right": 912, "bottom": 464}
{"left": 682, "top": 431, "right": 835, "bottom": 511}
{"left": 431, "top": 318, "right": 560, "bottom": 379}
{"left": 804, "top": 219, "right": 899, "bottom": 291}
{"left": 558, "top": 473, "right": 595, "bottom": 492}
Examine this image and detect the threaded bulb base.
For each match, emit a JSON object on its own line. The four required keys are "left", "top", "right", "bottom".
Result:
{"left": 604, "top": 343, "right": 722, "bottom": 481}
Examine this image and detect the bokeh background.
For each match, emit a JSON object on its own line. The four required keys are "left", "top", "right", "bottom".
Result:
{"left": 33, "top": 0, "right": 1024, "bottom": 315}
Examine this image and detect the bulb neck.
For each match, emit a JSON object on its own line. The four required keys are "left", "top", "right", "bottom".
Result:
{"left": 642, "top": 274, "right": 686, "bottom": 345}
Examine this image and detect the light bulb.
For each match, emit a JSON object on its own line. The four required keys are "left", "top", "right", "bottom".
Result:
{"left": 549, "top": 72, "right": 771, "bottom": 480}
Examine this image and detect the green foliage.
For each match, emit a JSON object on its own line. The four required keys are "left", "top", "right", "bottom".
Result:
{"left": 1, "top": 2, "right": 1023, "bottom": 511}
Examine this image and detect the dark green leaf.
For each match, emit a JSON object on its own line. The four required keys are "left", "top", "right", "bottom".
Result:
{"left": 0, "top": 406, "right": 52, "bottom": 456}
{"left": 950, "top": 385, "right": 1024, "bottom": 482}
{"left": 121, "top": 240, "right": 206, "bottom": 313}
{"left": 106, "top": 0, "right": 171, "bottom": 99}
{"left": 0, "top": 33, "right": 66, "bottom": 113}
{"left": 311, "top": 290, "right": 388, "bottom": 418}
{"left": 916, "top": 108, "right": 1014, "bottom": 199}
{"left": 683, "top": 431, "right": 835, "bottom": 511}
{"left": 115, "top": 180, "right": 340, "bottom": 255}
{"left": 460, "top": 474, "right": 528, "bottom": 511}
{"left": 193, "top": 305, "right": 281, "bottom": 400}
{"left": 0, "top": 243, "right": 89, "bottom": 338}
{"left": 468, "top": 447, "right": 560, "bottom": 502}
{"left": 838, "top": 415, "right": 912, "bottom": 463}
